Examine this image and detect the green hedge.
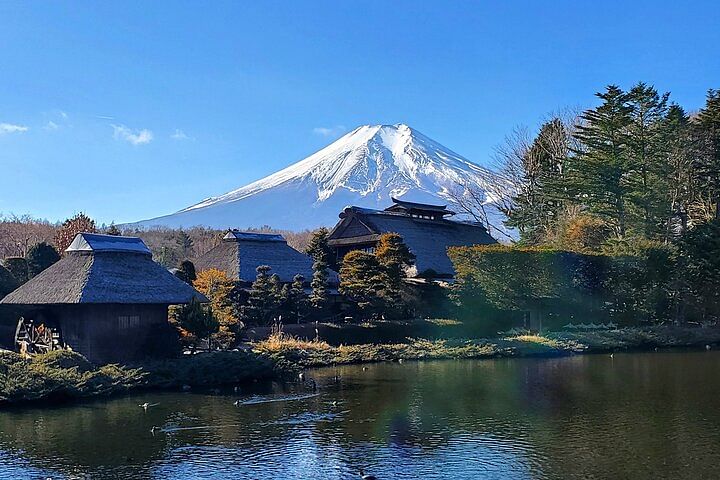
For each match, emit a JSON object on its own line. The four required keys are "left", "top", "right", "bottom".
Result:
{"left": 448, "top": 244, "right": 676, "bottom": 328}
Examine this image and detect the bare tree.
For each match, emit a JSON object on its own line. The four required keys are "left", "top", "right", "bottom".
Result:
{"left": 0, "top": 214, "right": 57, "bottom": 258}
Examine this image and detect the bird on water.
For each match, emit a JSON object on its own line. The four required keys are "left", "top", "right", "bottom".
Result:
{"left": 359, "top": 468, "right": 377, "bottom": 480}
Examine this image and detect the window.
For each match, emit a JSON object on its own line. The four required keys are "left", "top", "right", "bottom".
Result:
{"left": 118, "top": 315, "right": 140, "bottom": 329}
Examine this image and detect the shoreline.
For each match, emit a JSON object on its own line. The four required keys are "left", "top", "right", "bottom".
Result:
{"left": 2, "top": 326, "right": 719, "bottom": 407}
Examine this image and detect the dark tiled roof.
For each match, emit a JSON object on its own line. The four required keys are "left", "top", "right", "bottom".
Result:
{"left": 386, "top": 196, "right": 455, "bottom": 215}
{"left": 329, "top": 207, "right": 496, "bottom": 276}
{"left": 1, "top": 250, "right": 207, "bottom": 305}
{"left": 195, "top": 232, "right": 339, "bottom": 285}
{"left": 66, "top": 232, "right": 152, "bottom": 254}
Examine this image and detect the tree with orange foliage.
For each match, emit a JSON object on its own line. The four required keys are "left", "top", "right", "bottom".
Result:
{"left": 54, "top": 213, "right": 97, "bottom": 254}
{"left": 193, "top": 268, "right": 239, "bottom": 347}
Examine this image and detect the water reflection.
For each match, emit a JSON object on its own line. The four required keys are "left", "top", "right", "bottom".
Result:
{"left": 1, "top": 351, "right": 719, "bottom": 479}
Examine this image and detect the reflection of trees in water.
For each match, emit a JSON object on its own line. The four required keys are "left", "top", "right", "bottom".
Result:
{"left": 2, "top": 354, "right": 720, "bottom": 478}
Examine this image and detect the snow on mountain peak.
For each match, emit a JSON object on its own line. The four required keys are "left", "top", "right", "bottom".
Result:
{"left": 133, "top": 123, "right": 504, "bottom": 231}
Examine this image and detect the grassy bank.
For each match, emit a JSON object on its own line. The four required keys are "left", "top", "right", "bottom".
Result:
{"left": 0, "top": 349, "right": 283, "bottom": 405}
{"left": 2, "top": 326, "right": 720, "bottom": 405}
{"left": 254, "top": 326, "right": 720, "bottom": 368}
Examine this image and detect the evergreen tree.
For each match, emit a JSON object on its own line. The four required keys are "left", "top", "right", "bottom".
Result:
{"left": 693, "top": 89, "right": 720, "bottom": 219}
{"left": 54, "top": 212, "right": 97, "bottom": 254}
{"left": 569, "top": 85, "right": 633, "bottom": 238}
{"left": 506, "top": 118, "right": 570, "bottom": 243}
{"left": 241, "top": 265, "right": 277, "bottom": 325}
{"left": 0, "top": 263, "right": 19, "bottom": 297}
{"left": 339, "top": 250, "right": 387, "bottom": 318}
{"left": 175, "top": 259, "right": 197, "bottom": 285}
{"left": 175, "top": 230, "right": 194, "bottom": 259}
{"left": 25, "top": 242, "right": 60, "bottom": 278}
{"left": 288, "top": 274, "right": 309, "bottom": 322}
{"left": 1, "top": 257, "right": 29, "bottom": 284}
{"left": 625, "top": 82, "right": 670, "bottom": 238}
{"left": 106, "top": 223, "right": 121, "bottom": 236}
{"left": 172, "top": 296, "right": 219, "bottom": 349}
{"left": 306, "top": 228, "right": 332, "bottom": 311}
{"left": 375, "top": 233, "right": 415, "bottom": 293}
{"left": 154, "top": 246, "right": 180, "bottom": 269}
{"left": 661, "top": 105, "right": 695, "bottom": 238}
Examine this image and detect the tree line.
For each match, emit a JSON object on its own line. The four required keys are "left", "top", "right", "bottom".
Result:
{"left": 450, "top": 84, "right": 720, "bottom": 326}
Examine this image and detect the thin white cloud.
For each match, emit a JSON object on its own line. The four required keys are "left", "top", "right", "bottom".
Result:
{"left": 44, "top": 121, "right": 59, "bottom": 130}
{"left": 112, "top": 124, "right": 153, "bottom": 145}
{"left": 0, "top": 123, "right": 29, "bottom": 135}
{"left": 171, "top": 129, "right": 193, "bottom": 141}
{"left": 313, "top": 125, "right": 346, "bottom": 137}
{"left": 59, "top": 111, "right": 68, "bottom": 119}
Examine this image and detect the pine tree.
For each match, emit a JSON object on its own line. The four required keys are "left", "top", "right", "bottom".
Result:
{"left": 569, "top": 85, "right": 633, "bottom": 238}
{"left": 288, "top": 274, "right": 309, "bottom": 322}
{"left": 693, "top": 89, "right": 720, "bottom": 219}
{"left": 54, "top": 212, "right": 97, "bottom": 254}
{"left": 25, "top": 242, "right": 60, "bottom": 278}
{"left": 0, "top": 263, "right": 19, "bottom": 297}
{"left": 625, "top": 82, "right": 670, "bottom": 238}
{"left": 175, "top": 260, "right": 197, "bottom": 285}
{"left": 172, "top": 296, "right": 219, "bottom": 349}
{"left": 306, "top": 228, "right": 332, "bottom": 311}
{"left": 1, "top": 257, "right": 29, "bottom": 284}
{"left": 661, "top": 105, "right": 695, "bottom": 238}
{"left": 106, "top": 223, "right": 121, "bottom": 236}
{"left": 376, "top": 233, "right": 414, "bottom": 292}
{"left": 505, "top": 118, "right": 570, "bottom": 243}
{"left": 175, "top": 230, "right": 194, "bottom": 259}
{"left": 339, "top": 250, "right": 387, "bottom": 318}
{"left": 241, "top": 265, "right": 277, "bottom": 325}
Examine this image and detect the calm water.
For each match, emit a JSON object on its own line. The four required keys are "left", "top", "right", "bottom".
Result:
{"left": 1, "top": 351, "right": 720, "bottom": 479}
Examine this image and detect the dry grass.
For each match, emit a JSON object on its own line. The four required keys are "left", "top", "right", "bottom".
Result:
{"left": 254, "top": 323, "right": 331, "bottom": 353}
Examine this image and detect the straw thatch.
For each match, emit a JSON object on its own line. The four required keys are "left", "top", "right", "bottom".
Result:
{"left": 328, "top": 204, "right": 496, "bottom": 276}
{"left": 0, "top": 233, "right": 207, "bottom": 305}
{"left": 194, "top": 231, "right": 339, "bottom": 285}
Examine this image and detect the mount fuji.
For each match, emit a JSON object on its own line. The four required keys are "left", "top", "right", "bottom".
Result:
{"left": 132, "top": 124, "right": 506, "bottom": 231}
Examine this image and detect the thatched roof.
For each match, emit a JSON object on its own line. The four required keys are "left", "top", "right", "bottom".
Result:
{"left": 195, "top": 230, "right": 339, "bottom": 285}
{"left": 0, "top": 233, "right": 207, "bottom": 305}
{"left": 328, "top": 205, "right": 496, "bottom": 276}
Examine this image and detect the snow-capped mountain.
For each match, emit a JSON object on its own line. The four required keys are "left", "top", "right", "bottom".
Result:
{"left": 133, "top": 124, "right": 506, "bottom": 231}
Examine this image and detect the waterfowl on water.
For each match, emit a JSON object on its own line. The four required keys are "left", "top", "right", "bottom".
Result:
{"left": 706, "top": 345, "right": 712, "bottom": 351}
{"left": 139, "top": 402, "right": 159, "bottom": 410}
{"left": 359, "top": 468, "right": 377, "bottom": 480}
{"left": 610, "top": 353, "right": 614, "bottom": 359}
{"left": 298, "top": 372, "right": 306, "bottom": 381}
{"left": 150, "top": 426, "right": 161, "bottom": 435}
{"left": 233, "top": 400, "right": 242, "bottom": 406}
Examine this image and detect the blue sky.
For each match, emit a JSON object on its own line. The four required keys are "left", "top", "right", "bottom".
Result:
{"left": 1, "top": 1, "right": 718, "bottom": 225}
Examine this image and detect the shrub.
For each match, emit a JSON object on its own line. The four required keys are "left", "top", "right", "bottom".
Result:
{"left": 0, "top": 263, "right": 19, "bottom": 298}
{"left": 1, "top": 257, "right": 29, "bottom": 284}
{"left": 25, "top": 242, "right": 60, "bottom": 278}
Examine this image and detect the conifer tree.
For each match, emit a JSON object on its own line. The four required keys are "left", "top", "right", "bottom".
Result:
{"left": 305, "top": 228, "right": 332, "bottom": 311}
{"left": 339, "top": 250, "right": 387, "bottom": 318}
{"left": 25, "top": 242, "right": 60, "bottom": 278}
{"left": 241, "top": 265, "right": 277, "bottom": 325}
{"left": 288, "top": 274, "right": 309, "bottom": 322}
{"left": 106, "top": 223, "right": 121, "bottom": 236}
{"left": 375, "top": 233, "right": 415, "bottom": 294}
{"left": 175, "top": 259, "right": 197, "bottom": 285}
{"left": 625, "top": 82, "right": 670, "bottom": 238}
{"left": 506, "top": 118, "right": 570, "bottom": 243}
{"left": 175, "top": 230, "right": 194, "bottom": 259}
{"left": 693, "top": 89, "right": 720, "bottom": 219}
{"left": 569, "top": 85, "right": 633, "bottom": 238}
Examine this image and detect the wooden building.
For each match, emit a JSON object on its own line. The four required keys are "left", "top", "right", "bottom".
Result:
{"left": 194, "top": 230, "right": 339, "bottom": 286}
{"left": 327, "top": 198, "right": 497, "bottom": 278}
{"left": 0, "top": 233, "right": 207, "bottom": 363}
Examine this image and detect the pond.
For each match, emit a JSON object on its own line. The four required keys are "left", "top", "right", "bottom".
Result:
{"left": 1, "top": 351, "right": 720, "bottom": 479}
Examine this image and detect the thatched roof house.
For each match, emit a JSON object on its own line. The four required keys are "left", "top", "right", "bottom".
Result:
{"left": 328, "top": 198, "right": 497, "bottom": 278}
{"left": 1, "top": 233, "right": 207, "bottom": 363}
{"left": 194, "top": 230, "right": 339, "bottom": 285}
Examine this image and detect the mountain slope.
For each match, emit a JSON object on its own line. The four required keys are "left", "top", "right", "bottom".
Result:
{"left": 133, "top": 124, "right": 505, "bottom": 231}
